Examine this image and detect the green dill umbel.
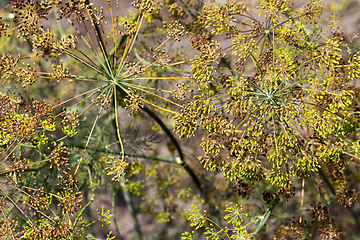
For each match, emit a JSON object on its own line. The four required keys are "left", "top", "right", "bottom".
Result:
{"left": 178, "top": 0, "right": 360, "bottom": 238}
{"left": 1, "top": 0, "right": 194, "bottom": 238}
{"left": 175, "top": 0, "right": 360, "bottom": 185}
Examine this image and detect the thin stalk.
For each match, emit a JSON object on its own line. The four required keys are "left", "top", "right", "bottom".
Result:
{"left": 120, "top": 179, "right": 142, "bottom": 240}
{"left": 250, "top": 189, "right": 281, "bottom": 240}
{"left": 113, "top": 86, "right": 125, "bottom": 162}
{"left": 74, "top": 165, "right": 95, "bottom": 227}
{"left": 0, "top": 1, "right": 9, "bottom": 8}
{"left": 0, "top": 186, "right": 34, "bottom": 227}
{"left": 111, "top": 120, "right": 142, "bottom": 240}
{"left": 74, "top": 104, "right": 105, "bottom": 175}
{"left": 83, "top": 1, "right": 108, "bottom": 62}
{"left": 5, "top": 198, "right": 20, "bottom": 218}
{"left": 116, "top": 13, "right": 145, "bottom": 77}
{"left": 120, "top": 82, "right": 182, "bottom": 108}
{"left": 109, "top": 11, "right": 140, "bottom": 59}
{"left": 53, "top": 8, "right": 65, "bottom": 37}
{"left": 178, "top": 0, "right": 196, "bottom": 18}
{"left": 112, "top": 188, "right": 123, "bottom": 240}
{"left": 0, "top": 92, "right": 17, "bottom": 103}
{"left": 0, "top": 210, "right": 15, "bottom": 240}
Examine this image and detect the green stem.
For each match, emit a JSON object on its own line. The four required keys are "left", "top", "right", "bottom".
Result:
{"left": 250, "top": 189, "right": 281, "bottom": 240}
{"left": 121, "top": 178, "right": 142, "bottom": 240}
{"left": 111, "top": 120, "right": 143, "bottom": 240}
{"left": 6, "top": 198, "right": 20, "bottom": 218}
{"left": 84, "top": 0, "right": 111, "bottom": 73}
{"left": 0, "top": 0, "right": 7, "bottom": 8}
{"left": 112, "top": 187, "right": 124, "bottom": 240}
{"left": 109, "top": 12, "right": 140, "bottom": 58}
{"left": 74, "top": 165, "right": 95, "bottom": 227}
{"left": 178, "top": 0, "right": 196, "bottom": 18}
{"left": 53, "top": 8, "right": 65, "bottom": 37}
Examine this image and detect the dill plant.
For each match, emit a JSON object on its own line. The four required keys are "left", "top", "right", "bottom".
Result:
{"left": 1, "top": 0, "right": 360, "bottom": 239}
{"left": 178, "top": 0, "right": 360, "bottom": 238}
{"left": 0, "top": 0, "right": 198, "bottom": 238}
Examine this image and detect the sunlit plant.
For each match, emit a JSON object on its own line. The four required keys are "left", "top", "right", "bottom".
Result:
{"left": 177, "top": 0, "right": 360, "bottom": 238}
{"left": 0, "top": 0, "right": 194, "bottom": 238}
